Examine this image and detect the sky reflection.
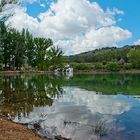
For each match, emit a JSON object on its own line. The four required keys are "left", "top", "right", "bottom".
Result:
{"left": 14, "top": 87, "right": 132, "bottom": 140}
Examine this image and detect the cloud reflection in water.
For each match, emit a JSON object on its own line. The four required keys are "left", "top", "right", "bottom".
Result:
{"left": 14, "top": 87, "right": 132, "bottom": 140}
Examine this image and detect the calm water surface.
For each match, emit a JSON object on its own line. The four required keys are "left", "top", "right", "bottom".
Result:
{"left": 0, "top": 74, "right": 140, "bottom": 140}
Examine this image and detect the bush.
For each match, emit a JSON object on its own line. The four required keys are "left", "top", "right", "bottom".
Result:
{"left": 71, "top": 63, "right": 90, "bottom": 70}
{"left": 127, "top": 49, "right": 140, "bottom": 68}
{"left": 106, "top": 62, "right": 120, "bottom": 72}
{"left": 95, "top": 63, "right": 105, "bottom": 70}
{"left": 123, "top": 63, "right": 133, "bottom": 70}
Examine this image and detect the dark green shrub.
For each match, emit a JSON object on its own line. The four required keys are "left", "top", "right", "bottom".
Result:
{"left": 106, "top": 62, "right": 120, "bottom": 72}
{"left": 123, "top": 63, "right": 133, "bottom": 70}
{"left": 71, "top": 63, "right": 90, "bottom": 70}
{"left": 127, "top": 48, "right": 140, "bottom": 68}
{"left": 95, "top": 63, "right": 104, "bottom": 70}
{"left": 102, "top": 61, "right": 107, "bottom": 65}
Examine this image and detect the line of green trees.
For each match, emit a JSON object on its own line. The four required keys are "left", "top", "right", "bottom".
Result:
{"left": 0, "top": 23, "right": 64, "bottom": 70}
{"left": 68, "top": 46, "right": 140, "bottom": 71}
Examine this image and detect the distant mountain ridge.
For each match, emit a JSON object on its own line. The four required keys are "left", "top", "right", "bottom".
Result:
{"left": 67, "top": 45, "right": 140, "bottom": 63}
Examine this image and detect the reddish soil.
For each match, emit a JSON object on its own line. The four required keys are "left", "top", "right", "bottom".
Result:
{"left": 0, "top": 117, "right": 48, "bottom": 140}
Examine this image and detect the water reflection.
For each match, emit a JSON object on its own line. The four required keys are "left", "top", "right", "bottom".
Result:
{"left": 67, "top": 74, "right": 140, "bottom": 95}
{"left": 16, "top": 87, "right": 131, "bottom": 140}
{"left": 0, "top": 75, "right": 64, "bottom": 119}
{"left": 0, "top": 74, "right": 140, "bottom": 140}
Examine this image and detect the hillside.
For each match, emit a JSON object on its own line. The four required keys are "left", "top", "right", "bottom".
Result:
{"left": 67, "top": 45, "right": 140, "bottom": 63}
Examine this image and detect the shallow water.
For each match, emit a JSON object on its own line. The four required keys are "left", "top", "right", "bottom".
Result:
{"left": 0, "top": 74, "right": 140, "bottom": 140}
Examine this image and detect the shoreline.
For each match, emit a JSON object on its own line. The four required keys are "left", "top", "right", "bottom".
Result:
{"left": 1, "top": 69, "right": 140, "bottom": 75}
{"left": 0, "top": 115, "right": 71, "bottom": 140}
{"left": 73, "top": 69, "right": 140, "bottom": 74}
{"left": 0, "top": 115, "right": 48, "bottom": 140}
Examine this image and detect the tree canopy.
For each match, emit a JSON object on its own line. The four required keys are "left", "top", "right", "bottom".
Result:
{"left": 127, "top": 48, "right": 140, "bottom": 68}
{"left": 0, "top": 23, "right": 64, "bottom": 70}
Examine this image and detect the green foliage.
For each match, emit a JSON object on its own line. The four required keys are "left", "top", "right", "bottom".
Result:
{"left": 68, "top": 46, "right": 130, "bottom": 63}
{"left": 0, "top": 25, "right": 26, "bottom": 69}
{"left": 95, "top": 63, "right": 104, "bottom": 70}
{"left": 106, "top": 62, "right": 120, "bottom": 72}
{"left": 127, "top": 48, "right": 140, "bottom": 68}
{"left": 24, "top": 30, "right": 35, "bottom": 67}
{"left": 0, "top": 23, "right": 64, "bottom": 70}
{"left": 71, "top": 63, "right": 91, "bottom": 70}
{"left": 11, "top": 29, "right": 26, "bottom": 69}
{"left": 47, "top": 47, "right": 64, "bottom": 69}
{"left": 67, "top": 45, "right": 140, "bottom": 71}
{"left": 33, "top": 37, "right": 53, "bottom": 70}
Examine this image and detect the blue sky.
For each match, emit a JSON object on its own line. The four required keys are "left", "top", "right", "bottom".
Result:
{"left": 23, "top": 0, "right": 140, "bottom": 46}
{"left": 95, "top": 0, "right": 140, "bottom": 46}
{"left": 9, "top": 0, "right": 140, "bottom": 55}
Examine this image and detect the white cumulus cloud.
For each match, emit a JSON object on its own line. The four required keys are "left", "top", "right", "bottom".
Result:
{"left": 56, "top": 26, "right": 131, "bottom": 55}
{"left": 6, "top": 0, "right": 132, "bottom": 55}
{"left": 134, "top": 39, "right": 140, "bottom": 45}
{"left": 106, "top": 8, "right": 124, "bottom": 15}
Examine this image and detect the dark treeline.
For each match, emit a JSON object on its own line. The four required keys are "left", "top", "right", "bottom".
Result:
{"left": 67, "top": 45, "right": 140, "bottom": 71}
{"left": 0, "top": 22, "right": 64, "bottom": 70}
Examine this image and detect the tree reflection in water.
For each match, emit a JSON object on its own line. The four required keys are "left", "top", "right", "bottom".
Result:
{"left": 1, "top": 73, "right": 140, "bottom": 120}
{"left": 0, "top": 74, "right": 64, "bottom": 120}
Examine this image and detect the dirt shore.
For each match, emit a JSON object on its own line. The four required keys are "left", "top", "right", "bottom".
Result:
{"left": 0, "top": 116, "right": 48, "bottom": 140}
{"left": 1, "top": 69, "right": 140, "bottom": 75}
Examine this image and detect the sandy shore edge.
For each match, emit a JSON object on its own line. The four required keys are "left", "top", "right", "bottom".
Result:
{"left": 0, "top": 116, "right": 48, "bottom": 140}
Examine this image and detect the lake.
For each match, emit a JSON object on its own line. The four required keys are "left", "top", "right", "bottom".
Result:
{"left": 0, "top": 73, "right": 140, "bottom": 140}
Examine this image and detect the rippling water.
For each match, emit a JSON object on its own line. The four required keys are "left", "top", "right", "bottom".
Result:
{"left": 0, "top": 74, "right": 140, "bottom": 140}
